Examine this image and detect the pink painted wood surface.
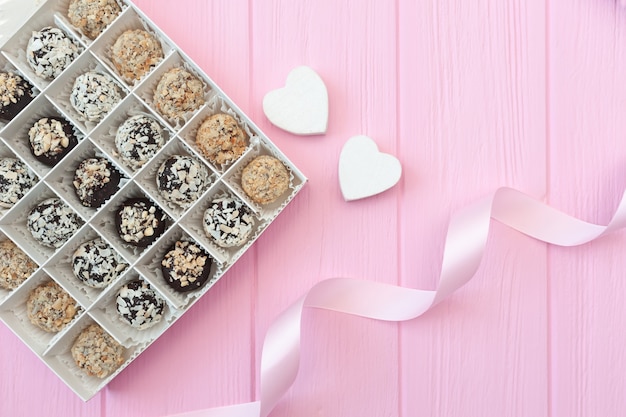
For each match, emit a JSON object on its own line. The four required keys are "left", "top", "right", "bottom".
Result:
{"left": 1, "top": 0, "right": 626, "bottom": 416}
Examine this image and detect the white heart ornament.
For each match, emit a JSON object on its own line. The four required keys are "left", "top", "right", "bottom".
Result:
{"left": 263, "top": 66, "right": 328, "bottom": 135}
{"left": 339, "top": 135, "right": 402, "bottom": 201}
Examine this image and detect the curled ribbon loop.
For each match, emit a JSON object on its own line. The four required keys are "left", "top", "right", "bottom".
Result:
{"left": 169, "top": 187, "right": 626, "bottom": 417}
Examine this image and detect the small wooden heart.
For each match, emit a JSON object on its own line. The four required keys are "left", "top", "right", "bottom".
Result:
{"left": 263, "top": 66, "right": 328, "bottom": 135}
{"left": 339, "top": 135, "right": 402, "bottom": 201}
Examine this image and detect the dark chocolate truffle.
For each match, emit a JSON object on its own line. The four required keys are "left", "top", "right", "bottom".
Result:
{"left": 28, "top": 117, "right": 78, "bottom": 166}
{"left": 0, "top": 72, "right": 35, "bottom": 122}
{"left": 116, "top": 279, "right": 165, "bottom": 329}
{"left": 72, "top": 238, "right": 128, "bottom": 288}
{"left": 111, "top": 29, "right": 163, "bottom": 81}
{"left": 73, "top": 157, "right": 121, "bottom": 207}
{"left": 195, "top": 113, "right": 247, "bottom": 166}
{"left": 27, "top": 198, "right": 82, "bottom": 248}
{"left": 27, "top": 280, "right": 79, "bottom": 332}
{"left": 68, "top": 0, "right": 121, "bottom": 40}
{"left": 71, "top": 324, "right": 124, "bottom": 378}
{"left": 115, "top": 114, "right": 165, "bottom": 170}
{"left": 154, "top": 67, "right": 204, "bottom": 121}
{"left": 0, "top": 240, "right": 37, "bottom": 290}
{"left": 161, "top": 239, "right": 212, "bottom": 293}
{"left": 203, "top": 195, "right": 255, "bottom": 248}
{"left": 27, "top": 26, "right": 80, "bottom": 80}
{"left": 156, "top": 155, "right": 209, "bottom": 209}
{"left": 70, "top": 71, "right": 121, "bottom": 122}
{"left": 0, "top": 158, "right": 37, "bottom": 208}
{"left": 115, "top": 197, "right": 166, "bottom": 247}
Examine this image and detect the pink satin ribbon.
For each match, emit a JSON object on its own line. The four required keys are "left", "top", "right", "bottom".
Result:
{"left": 168, "top": 187, "right": 626, "bottom": 417}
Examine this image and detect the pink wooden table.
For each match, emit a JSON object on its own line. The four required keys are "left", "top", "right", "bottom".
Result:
{"left": 3, "top": 0, "right": 626, "bottom": 416}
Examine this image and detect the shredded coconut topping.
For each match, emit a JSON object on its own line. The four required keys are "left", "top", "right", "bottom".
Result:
{"left": 156, "top": 155, "right": 209, "bottom": 208}
{"left": 203, "top": 196, "right": 255, "bottom": 247}
{"left": 70, "top": 71, "right": 121, "bottom": 122}
{"left": 27, "top": 26, "right": 80, "bottom": 80}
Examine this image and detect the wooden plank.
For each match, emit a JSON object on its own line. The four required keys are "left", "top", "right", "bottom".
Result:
{"left": 397, "top": 1, "right": 548, "bottom": 416}
{"left": 249, "top": 0, "right": 400, "bottom": 415}
{"left": 548, "top": 0, "right": 626, "bottom": 415}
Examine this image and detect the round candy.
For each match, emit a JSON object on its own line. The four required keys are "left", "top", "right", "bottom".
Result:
{"left": 115, "top": 197, "right": 166, "bottom": 247}
{"left": 27, "top": 26, "right": 80, "bottom": 80}
{"left": 73, "top": 157, "right": 121, "bottom": 207}
{"left": 71, "top": 324, "right": 124, "bottom": 378}
{"left": 72, "top": 238, "right": 128, "bottom": 288}
{"left": 154, "top": 67, "right": 204, "bottom": 121}
{"left": 195, "top": 113, "right": 247, "bottom": 166}
{"left": 203, "top": 196, "right": 255, "bottom": 247}
{"left": 0, "top": 158, "right": 36, "bottom": 208}
{"left": 116, "top": 279, "right": 165, "bottom": 330}
{"left": 115, "top": 114, "right": 165, "bottom": 170}
{"left": 161, "top": 240, "right": 212, "bottom": 293}
{"left": 0, "top": 240, "right": 37, "bottom": 290}
{"left": 68, "top": 0, "right": 121, "bottom": 40}
{"left": 70, "top": 71, "right": 121, "bottom": 122}
{"left": 0, "top": 72, "right": 35, "bottom": 122}
{"left": 156, "top": 155, "right": 209, "bottom": 208}
{"left": 27, "top": 280, "right": 79, "bottom": 332}
{"left": 27, "top": 198, "right": 82, "bottom": 248}
{"left": 241, "top": 155, "right": 289, "bottom": 205}
{"left": 28, "top": 117, "right": 78, "bottom": 166}
{"left": 111, "top": 29, "right": 163, "bottom": 81}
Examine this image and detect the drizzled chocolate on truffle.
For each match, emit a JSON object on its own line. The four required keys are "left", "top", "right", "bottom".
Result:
{"left": 27, "top": 197, "right": 82, "bottom": 248}
{"left": 115, "top": 114, "right": 164, "bottom": 170}
{"left": 28, "top": 117, "right": 78, "bottom": 166}
{"left": 27, "top": 26, "right": 80, "bottom": 80}
{"left": 203, "top": 196, "right": 255, "bottom": 248}
{"left": 73, "top": 157, "right": 121, "bottom": 207}
{"left": 156, "top": 155, "right": 209, "bottom": 208}
{"left": 115, "top": 197, "right": 166, "bottom": 247}
{"left": 72, "top": 238, "right": 128, "bottom": 288}
{"left": 116, "top": 279, "right": 165, "bottom": 329}
{"left": 161, "top": 239, "right": 212, "bottom": 292}
{"left": 0, "top": 158, "right": 37, "bottom": 208}
{"left": 0, "top": 72, "right": 35, "bottom": 122}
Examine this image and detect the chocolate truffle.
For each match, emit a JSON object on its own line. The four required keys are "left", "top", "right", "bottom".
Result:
{"left": 115, "top": 197, "right": 166, "bottom": 247}
{"left": 161, "top": 239, "right": 212, "bottom": 293}
{"left": 154, "top": 67, "right": 204, "bottom": 121}
{"left": 28, "top": 117, "right": 78, "bottom": 166}
{"left": 156, "top": 155, "right": 209, "bottom": 208}
{"left": 26, "top": 26, "right": 80, "bottom": 80}
{"left": 27, "top": 280, "right": 79, "bottom": 332}
{"left": 241, "top": 155, "right": 289, "bottom": 205}
{"left": 73, "top": 157, "right": 121, "bottom": 207}
{"left": 0, "top": 72, "right": 35, "bottom": 122}
{"left": 28, "top": 198, "right": 82, "bottom": 248}
{"left": 203, "top": 196, "right": 255, "bottom": 248}
{"left": 0, "top": 158, "right": 37, "bottom": 208}
{"left": 195, "top": 113, "right": 247, "bottom": 166}
{"left": 0, "top": 240, "right": 37, "bottom": 290}
{"left": 116, "top": 279, "right": 165, "bottom": 329}
{"left": 72, "top": 238, "right": 128, "bottom": 288}
{"left": 111, "top": 29, "right": 163, "bottom": 81}
{"left": 71, "top": 323, "right": 124, "bottom": 378}
{"left": 70, "top": 71, "right": 121, "bottom": 122}
{"left": 115, "top": 114, "right": 165, "bottom": 170}
{"left": 68, "top": 0, "right": 121, "bottom": 40}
